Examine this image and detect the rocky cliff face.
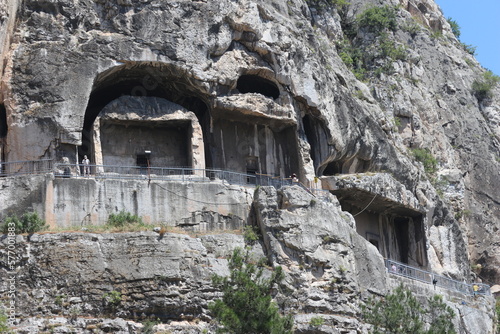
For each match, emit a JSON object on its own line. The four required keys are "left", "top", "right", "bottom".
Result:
{"left": 0, "top": 0, "right": 499, "bottom": 332}
{"left": 2, "top": 187, "right": 494, "bottom": 333}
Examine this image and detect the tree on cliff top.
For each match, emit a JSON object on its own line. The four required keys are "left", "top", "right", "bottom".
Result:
{"left": 209, "top": 248, "right": 293, "bottom": 334}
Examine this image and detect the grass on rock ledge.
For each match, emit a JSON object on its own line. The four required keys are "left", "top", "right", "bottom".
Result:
{"left": 2, "top": 211, "right": 246, "bottom": 237}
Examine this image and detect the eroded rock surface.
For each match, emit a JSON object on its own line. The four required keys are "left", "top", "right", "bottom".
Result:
{"left": 0, "top": 0, "right": 499, "bottom": 332}
{"left": 1, "top": 187, "right": 494, "bottom": 333}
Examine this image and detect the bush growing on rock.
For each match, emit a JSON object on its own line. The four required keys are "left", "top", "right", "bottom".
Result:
{"left": 357, "top": 5, "right": 398, "bottom": 34}
{"left": 446, "top": 17, "right": 461, "bottom": 39}
{"left": 243, "top": 225, "right": 261, "bottom": 245}
{"left": 472, "top": 70, "right": 500, "bottom": 102}
{"left": 209, "top": 248, "right": 293, "bottom": 334}
{"left": 107, "top": 211, "right": 143, "bottom": 228}
{"left": 411, "top": 148, "right": 438, "bottom": 174}
{"left": 309, "top": 316, "right": 325, "bottom": 327}
{"left": 1, "top": 212, "right": 47, "bottom": 234}
{"left": 102, "top": 290, "right": 122, "bottom": 311}
{"left": 0, "top": 305, "right": 11, "bottom": 333}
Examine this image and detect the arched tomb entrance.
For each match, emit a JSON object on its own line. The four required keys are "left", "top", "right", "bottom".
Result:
{"left": 81, "top": 62, "right": 210, "bottom": 171}
{"left": 93, "top": 96, "right": 204, "bottom": 169}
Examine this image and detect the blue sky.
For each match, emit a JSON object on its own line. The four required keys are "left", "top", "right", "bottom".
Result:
{"left": 434, "top": 0, "right": 500, "bottom": 75}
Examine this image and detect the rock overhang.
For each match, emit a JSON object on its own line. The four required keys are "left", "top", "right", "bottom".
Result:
{"left": 321, "top": 172, "right": 424, "bottom": 217}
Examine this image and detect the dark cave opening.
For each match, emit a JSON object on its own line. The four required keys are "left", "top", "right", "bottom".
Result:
{"left": 322, "top": 157, "right": 371, "bottom": 176}
{"left": 0, "top": 104, "right": 7, "bottom": 138}
{"left": 394, "top": 217, "right": 410, "bottom": 264}
{"left": 236, "top": 75, "right": 280, "bottom": 99}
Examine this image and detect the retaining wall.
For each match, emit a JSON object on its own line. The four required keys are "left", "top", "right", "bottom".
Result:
{"left": 1, "top": 174, "right": 254, "bottom": 229}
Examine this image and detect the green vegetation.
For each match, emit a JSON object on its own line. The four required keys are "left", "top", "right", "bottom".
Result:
{"left": 306, "top": 0, "right": 350, "bottom": 9}
{"left": 392, "top": 117, "right": 402, "bottom": 130}
{"left": 0, "top": 305, "right": 11, "bottom": 333}
{"left": 461, "top": 43, "right": 476, "bottom": 56}
{"left": 107, "top": 211, "right": 143, "bottom": 228}
{"left": 243, "top": 225, "right": 261, "bottom": 245}
{"left": 454, "top": 209, "right": 472, "bottom": 221}
{"left": 402, "top": 20, "right": 421, "bottom": 37}
{"left": 426, "top": 295, "right": 456, "bottom": 334}
{"left": 337, "top": 6, "right": 406, "bottom": 80}
{"left": 209, "top": 248, "right": 293, "bottom": 334}
{"left": 357, "top": 5, "right": 397, "bottom": 34}
{"left": 411, "top": 148, "right": 438, "bottom": 174}
{"left": 379, "top": 33, "right": 407, "bottom": 61}
{"left": 142, "top": 320, "right": 159, "bottom": 334}
{"left": 496, "top": 298, "right": 500, "bottom": 331}
{"left": 103, "top": 290, "right": 122, "bottom": 309}
{"left": 55, "top": 294, "right": 67, "bottom": 306}
{"left": 1, "top": 212, "right": 47, "bottom": 234}
{"left": 309, "top": 316, "right": 325, "bottom": 327}
{"left": 338, "top": 38, "right": 366, "bottom": 80}
{"left": 472, "top": 70, "right": 500, "bottom": 102}
{"left": 430, "top": 30, "right": 443, "bottom": 40}
{"left": 363, "top": 285, "right": 456, "bottom": 334}
{"left": 445, "top": 17, "right": 477, "bottom": 56}
{"left": 446, "top": 17, "right": 460, "bottom": 39}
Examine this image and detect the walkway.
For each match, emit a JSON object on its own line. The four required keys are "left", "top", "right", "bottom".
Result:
{"left": 385, "top": 259, "right": 490, "bottom": 296}
{"left": 0, "top": 159, "right": 330, "bottom": 198}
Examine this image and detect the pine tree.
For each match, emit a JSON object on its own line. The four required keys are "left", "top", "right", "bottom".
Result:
{"left": 209, "top": 248, "right": 293, "bottom": 334}
{"left": 363, "top": 285, "right": 456, "bottom": 334}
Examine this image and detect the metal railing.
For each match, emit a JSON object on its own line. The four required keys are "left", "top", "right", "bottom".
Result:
{"left": 52, "top": 163, "right": 316, "bottom": 191}
{"left": 0, "top": 159, "right": 53, "bottom": 176}
{"left": 386, "top": 259, "right": 490, "bottom": 296}
{"left": 0, "top": 159, "right": 321, "bottom": 195}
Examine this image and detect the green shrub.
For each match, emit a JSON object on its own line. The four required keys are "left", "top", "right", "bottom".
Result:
{"left": 338, "top": 8, "right": 405, "bottom": 80}
{"left": 1, "top": 212, "right": 47, "bottom": 234}
{"left": 209, "top": 248, "right": 293, "bottom": 334}
{"left": 411, "top": 148, "right": 438, "bottom": 174}
{"left": 393, "top": 117, "right": 402, "bottom": 129}
{"left": 107, "top": 211, "right": 143, "bottom": 227}
{"left": 55, "top": 294, "right": 66, "bottom": 306}
{"left": 445, "top": 17, "right": 476, "bottom": 55}
{"left": 363, "top": 285, "right": 456, "bottom": 334}
{"left": 103, "top": 291, "right": 122, "bottom": 308}
{"left": 243, "top": 225, "right": 261, "bottom": 245}
{"left": 461, "top": 43, "right": 476, "bottom": 55}
{"left": 472, "top": 70, "right": 500, "bottom": 102}
{"left": 309, "top": 316, "right": 324, "bottom": 327}
{"left": 446, "top": 17, "right": 461, "bottom": 38}
{"left": 402, "top": 20, "right": 421, "bottom": 37}
{"left": 0, "top": 305, "right": 11, "bottom": 333}
{"left": 357, "top": 5, "right": 397, "bottom": 34}
{"left": 337, "top": 38, "right": 366, "bottom": 79}
{"left": 142, "top": 320, "right": 159, "bottom": 334}
{"left": 379, "top": 34, "right": 406, "bottom": 61}
{"left": 430, "top": 30, "right": 443, "bottom": 40}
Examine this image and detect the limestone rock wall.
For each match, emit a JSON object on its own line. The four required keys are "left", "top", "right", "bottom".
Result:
{"left": 0, "top": 0, "right": 499, "bottom": 330}
{"left": 0, "top": 187, "right": 494, "bottom": 333}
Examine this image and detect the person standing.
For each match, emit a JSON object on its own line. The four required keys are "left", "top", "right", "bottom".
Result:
{"left": 82, "top": 155, "right": 90, "bottom": 176}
